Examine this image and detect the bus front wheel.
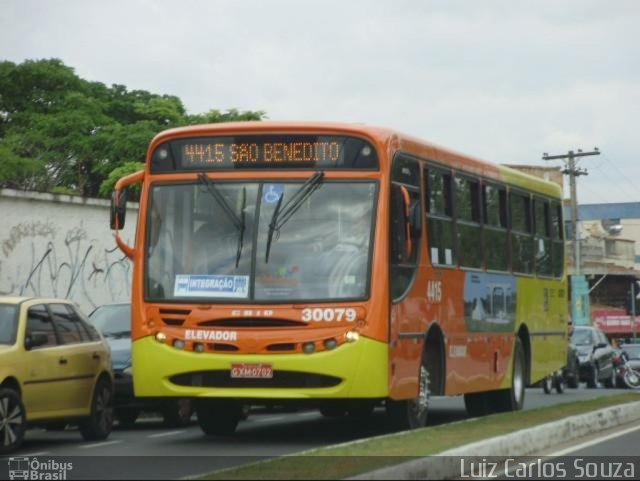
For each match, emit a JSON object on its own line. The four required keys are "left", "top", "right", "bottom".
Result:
{"left": 196, "top": 399, "right": 241, "bottom": 436}
{"left": 387, "top": 362, "right": 429, "bottom": 430}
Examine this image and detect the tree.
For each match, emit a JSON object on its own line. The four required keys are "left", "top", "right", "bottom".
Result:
{"left": 0, "top": 58, "right": 266, "bottom": 197}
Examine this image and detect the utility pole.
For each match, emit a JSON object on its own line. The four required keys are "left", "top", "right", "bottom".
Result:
{"left": 542, "top": 148, "right": 600, "bottom": 276}
{"left": 543, "top": 148, "right": 600, "bottom": 327}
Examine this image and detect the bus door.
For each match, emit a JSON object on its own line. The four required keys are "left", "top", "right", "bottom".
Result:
{"left": 388, "top": 156, "right": 426, "bottom": 400}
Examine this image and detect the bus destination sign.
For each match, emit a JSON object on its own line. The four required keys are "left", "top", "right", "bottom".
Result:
{"left": 150, "top": 135, "right": 378, "bottom": 172}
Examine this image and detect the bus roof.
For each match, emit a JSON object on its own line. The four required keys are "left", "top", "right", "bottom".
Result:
{"left": 149, "top": 121, "right": 562, "bottom": 199}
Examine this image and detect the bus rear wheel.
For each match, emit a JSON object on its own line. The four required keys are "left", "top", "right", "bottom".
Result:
{"left": 387, "top": 363, "right": 429, "bottom": 430}
{"left": 196, "top": 399, "right": 241, "bottom": 436}
{"left": 492, "top": 338, "right": 526, "bottom": 412}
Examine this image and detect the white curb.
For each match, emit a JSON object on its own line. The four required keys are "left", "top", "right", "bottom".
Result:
{"left": 350, "top": 400, "right": 640, "bottom": 480}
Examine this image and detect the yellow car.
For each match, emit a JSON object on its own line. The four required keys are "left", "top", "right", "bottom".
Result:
{"left": 0, "top": 297, "right": 114, "bottom": 454}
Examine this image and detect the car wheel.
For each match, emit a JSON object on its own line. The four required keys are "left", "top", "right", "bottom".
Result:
{"left": 554, "top": 376, "right": 566, "bottom": 394}
{"left": 0, "top": 388, "right": 26, "bottom": 455}
{"left": 586, "top": 365, "right": 599, "bottom": 389}
{"left": 162, "top": 399, "right": 193, "bottom": 428}
{"left": 79, "top": 377, "right": 114, "bottom": 441}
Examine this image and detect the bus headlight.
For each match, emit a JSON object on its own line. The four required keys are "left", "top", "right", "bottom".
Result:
{"left": 303, "top": 342, "right": 316, "bottom": 354}
{"left": 345, "top": 331, "right": 360, "bottom": 343}
{"left": 155, "top": 332, "right": 167, "bottom": 343}
{"left": 193, "top": 342, "right": 205, "bottom": 353}
{"left": 173, "top": 339, "right": 185, "bottom": 350}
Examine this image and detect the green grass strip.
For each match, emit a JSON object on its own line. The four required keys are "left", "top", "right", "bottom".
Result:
{"left": 201, "top": 393, "right": 640, "bottom": 480}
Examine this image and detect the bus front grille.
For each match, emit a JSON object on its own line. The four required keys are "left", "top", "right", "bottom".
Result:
{"left": 198, "top": 318, "right": 307, "bottom": 328}
{"left": 159, "top": 308, "right": 191, "bottom": 326}
{"left": 169, "top": 371, "right": 342, "bottom": 389}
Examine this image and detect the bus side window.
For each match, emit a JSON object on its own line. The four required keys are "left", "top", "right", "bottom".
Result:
{"left": 534, "top": 198, "right": 552, "bottom": 277}
{"left": 455, "top": 175, "right": 483, "bottom": 269}
{"left": 550, "top": 201, "right": 565, "bottom": 278}
{"left": 483, "top": 183, "right": 508, "bottom": 271}
{"left": 425, "top": 167, "right": 455, "bottom": 267}
{"left": 510, "top": 191, "right": 534, "bottom": 274}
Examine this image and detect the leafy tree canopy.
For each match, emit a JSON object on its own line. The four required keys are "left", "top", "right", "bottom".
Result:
{"left": 0, "top": 58, "right": 266, "bottom": 197}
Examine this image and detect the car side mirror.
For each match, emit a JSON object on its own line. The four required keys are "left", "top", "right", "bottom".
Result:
{"left": 25, "top": 333, "right": 48, "bottom": 351}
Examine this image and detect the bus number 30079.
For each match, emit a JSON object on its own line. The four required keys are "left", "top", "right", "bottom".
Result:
{"left": 301, "top": 308, "right": 357, "bottom": 323}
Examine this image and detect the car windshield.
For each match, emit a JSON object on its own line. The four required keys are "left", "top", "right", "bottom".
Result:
{"left": 0, "top": 304, "right": 19, "bottom": 345}
{"left": 90, "top": 304, "right": 131, "bottom": 336}
{"left": 570, "top": 328, "right": 593, "bottom": 346}
{"left": 145, "top": 180, "right": 378, "bottom": 302}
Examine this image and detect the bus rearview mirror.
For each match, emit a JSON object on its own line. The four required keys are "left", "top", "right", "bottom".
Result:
{"left": 110, "top": 189, "right": 128, "bottom": 230}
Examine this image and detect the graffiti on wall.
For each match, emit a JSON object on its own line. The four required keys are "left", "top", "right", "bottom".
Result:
{"left": 0, "top": 219, "right": 132, "bottom": 312}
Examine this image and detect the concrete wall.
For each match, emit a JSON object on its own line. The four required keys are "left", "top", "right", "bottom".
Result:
{"left": 0, "top": 189, "right": 138, "bottom": 314}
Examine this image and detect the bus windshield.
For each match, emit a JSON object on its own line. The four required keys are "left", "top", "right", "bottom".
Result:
{"left": 146, "top": 180, "right": 377, "bottom": 302}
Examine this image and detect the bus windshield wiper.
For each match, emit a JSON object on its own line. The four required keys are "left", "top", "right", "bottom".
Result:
{"left": 265, "top": 172, "right": 324, "bottom": 263}
{"left": 197, "top": 174, "right": 246, "bottom": 268}
{"left": 236, "top": 187, "right": 246, "bottom": 268}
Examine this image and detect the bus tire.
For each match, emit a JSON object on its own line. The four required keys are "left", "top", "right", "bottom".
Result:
{"left": 0, "top": 388, "right": 26, "bottom": 455}
{"left": 542, "top": 376, "right": 553, "bottom": 394}
{"left": 492, "top": 338, "right": 526, "bottom": 412}
{"left": 386, "top": 361, "right": 429, "bottom": 430}
{"left": 196, "top": 399, "right": 241, "bottom": 436}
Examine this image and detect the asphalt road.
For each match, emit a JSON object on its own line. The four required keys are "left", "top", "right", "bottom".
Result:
{"left": 9, "top": 386, "right": 632, "bottom": 479}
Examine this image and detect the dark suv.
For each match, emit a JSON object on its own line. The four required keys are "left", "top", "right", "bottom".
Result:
{"left": 570, "top": 325, "right": 616, "bottom": 388}
{"left": 89, "top": 303, "right": 193, "bottom": 427}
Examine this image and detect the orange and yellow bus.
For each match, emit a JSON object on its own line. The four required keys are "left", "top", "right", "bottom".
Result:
{"left": 111, "top": 122, "right": 568, "bottom": 435}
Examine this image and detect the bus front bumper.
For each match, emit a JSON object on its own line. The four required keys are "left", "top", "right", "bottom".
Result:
{"left": 132, "top": 335, "right": 388, "bottom": 399}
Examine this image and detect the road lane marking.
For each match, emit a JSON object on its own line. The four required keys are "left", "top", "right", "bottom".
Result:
{"left": 79, "top": 440, "right": 123, "bottom": 449}
{"left": 22, "top": 451, "right": 51, "bottom": 456}
{"left": 147, "top": 430, "right": 187, "bottom": 438}
{"left": 550, "top": 423, "right": 640, "bottom": 456}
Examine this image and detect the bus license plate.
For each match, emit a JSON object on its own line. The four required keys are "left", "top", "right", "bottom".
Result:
{"left": 231, "top": 363, "right": 273, "bottom": 379}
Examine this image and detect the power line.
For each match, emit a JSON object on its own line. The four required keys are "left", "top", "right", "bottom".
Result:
{"left": 589, "top": 163, "right": 637, "bottom": 202}
{"left": 601, "top": 154, "right": 640, "bottom": 201}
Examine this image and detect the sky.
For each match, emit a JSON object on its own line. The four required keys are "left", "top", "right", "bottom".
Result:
{"left": 1, "top": 0, "right": 639, "bottom": 205}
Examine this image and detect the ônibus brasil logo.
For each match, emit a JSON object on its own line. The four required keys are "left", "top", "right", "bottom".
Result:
{"left": 7, "top": 457, "right": 73, "bottom": 480}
